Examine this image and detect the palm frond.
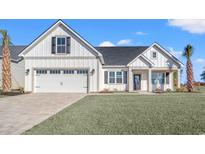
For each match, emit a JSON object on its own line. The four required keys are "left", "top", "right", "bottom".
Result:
{"left": 8, "top": 35, "right": 13, "bottom": 46}
{"left": 183, "top": 44, "right": 194, "bottom": 59}
{"left": 0, "top": 30, "right": 10, "bottom": 46}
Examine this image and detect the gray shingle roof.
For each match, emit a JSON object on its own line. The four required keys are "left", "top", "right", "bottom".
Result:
{"left": 0, "top": 46, "right": 26, "bottom": 62}
{"left": 95, "top": 46, "right": 149, "bottom": 65}
{"left": 0, "top": 45, "right": 149, "bottom": 65}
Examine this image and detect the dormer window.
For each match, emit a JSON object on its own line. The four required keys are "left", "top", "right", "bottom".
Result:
{"left": 57, "top": 37, "right": 66, "bottom": 54}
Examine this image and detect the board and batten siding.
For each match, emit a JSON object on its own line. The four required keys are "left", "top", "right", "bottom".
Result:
{"left": 0, "top": 60, "right": 25, "bottom": 89}
{"left": 142, "top": 46, "right": 179, "bottom": 68}
{"left": 24, "top": 24, "right": 100, "bottom": 92}
{"left": 129, "top": 57, "right": 150, "bottom": 68}
{"left": 24, "top": 25, "right": 95, "bottom": 58}
{"left": 100, "top": 68, "right": 128, "bottom": 91}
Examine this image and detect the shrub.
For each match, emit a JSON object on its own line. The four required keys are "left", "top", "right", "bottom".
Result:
{"left": 99, "top": 88, "right": 113, "bottom": 93}
{"left": 154, "top": 88, "right": 163, "bottom": 93}
{"left": 166, "top": 88, "right": 171, "bottom": 92}
{"left": 19, "top": 87, "right": 25, "bottom": 94}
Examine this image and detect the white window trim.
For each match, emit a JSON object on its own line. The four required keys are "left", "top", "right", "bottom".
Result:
{"left": 56, "top": 36, "right": 67, "bottom": 54}
{"left": 116, "top": 71, "right": 123, "bottom": 84}
{"left": 151, "top": 51, "right": 157, "bottom": 59}
{"left": 108, "top": 71, "right": 124, "bottom": 84}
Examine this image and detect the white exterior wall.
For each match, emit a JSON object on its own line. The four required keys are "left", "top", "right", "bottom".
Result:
{"left": 0, "top": 60, "right": 25, "bottom": 89}
{"left": 25, "top": 58, "right": 98, "bottom": 92}
{"left": 143, "top": 46, "right": 179, "bottom": 68}
{"left": 101, "top": 67, "right": 128, "bottom": 91}
{"left": 129, "top": 57, "right": 149, "bottom": 68}
{"left": 23, "top": 24, "right": 100, "bottom": 92}
{"left": 25, "top": 26, "right": 95, "bottom": 58}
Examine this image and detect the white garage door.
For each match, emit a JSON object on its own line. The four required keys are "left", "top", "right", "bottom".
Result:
{"left": 34, "top": 69, "right": 88, "bottom": 93}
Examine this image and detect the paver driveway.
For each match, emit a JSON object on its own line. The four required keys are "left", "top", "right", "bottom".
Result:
{"left": 0, "top": 93, "right": 85, "bottom": 135}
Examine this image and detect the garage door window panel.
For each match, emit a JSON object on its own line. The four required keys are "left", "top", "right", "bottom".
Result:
{"left": 63, "top": 70, "right": 75, "bottom": 74}
{"left": 50, "top": 70, "right": 61, "bottom": 74}
{"left": 77, "top": 70, "right": 88, "bottom": 74}
{"left": 36, "top": 70, "right": 47, "bottom": 74}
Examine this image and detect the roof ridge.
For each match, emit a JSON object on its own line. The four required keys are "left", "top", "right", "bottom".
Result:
{"left": 95, "top": 46, "right": 149, "bottom": 48}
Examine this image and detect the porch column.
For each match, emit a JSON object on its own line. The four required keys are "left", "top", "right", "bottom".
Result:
{"left": 128, "top": 67, "right": 133, "bottom": 92}
{"left": 177, "top": 69, "right": 181, "bottom": 88}
{"left": 148, "top": 68, "right": 152, "bottom": 92}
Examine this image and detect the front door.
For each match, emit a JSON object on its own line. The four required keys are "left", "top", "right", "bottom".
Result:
{"left": 133, "top": 74, "right": 141, "bottom": 90}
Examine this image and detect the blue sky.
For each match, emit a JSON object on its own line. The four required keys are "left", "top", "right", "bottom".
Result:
{"left": 0, "top": 19, "right": 205, "bottom": 82}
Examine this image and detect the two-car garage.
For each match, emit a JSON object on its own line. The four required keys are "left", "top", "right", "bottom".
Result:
{"left": 33, "top": 69, "right": 88, "bottom": 93}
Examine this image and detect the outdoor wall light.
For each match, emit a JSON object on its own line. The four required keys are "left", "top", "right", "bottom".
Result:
{"left": 91, "top": 69, "right": 95, "bottom": 75}
{"left": 25, "top": 69, "right": 30, "bottom": 75}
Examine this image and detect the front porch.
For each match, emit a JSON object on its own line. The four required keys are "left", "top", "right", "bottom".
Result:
{"left": 128, "top": 68, "right": 181, "bottom": 92}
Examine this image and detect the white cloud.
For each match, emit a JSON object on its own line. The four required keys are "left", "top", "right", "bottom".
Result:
{"left": 135, "top": 31, "right": 147, "bottom": 35}
{"left": 195, "top": 58, "right": 205, "bottom": 64}
{"left": 117, "top": 39, "right": 132, "bottom": 45}
{"left": 168, "top": 47, "right": 183, "bottom": 58}
{"left": 99, "top": 41, "right": 115, "bottom": 47}
{"left": 168, "top": 19, "right": 205, "bottom": 34}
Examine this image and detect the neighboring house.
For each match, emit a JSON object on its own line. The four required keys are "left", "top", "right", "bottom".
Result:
{"left": 1, "top": 20, "right": 183, "bottom": 93}
{"left": 0, "top": 46, "right": 25, "bottom": 89}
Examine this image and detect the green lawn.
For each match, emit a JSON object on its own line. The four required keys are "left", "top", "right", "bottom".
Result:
{"left": 24, "top": 93, "right": 205, "bottom": 135}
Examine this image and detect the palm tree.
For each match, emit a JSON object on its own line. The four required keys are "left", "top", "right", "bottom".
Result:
{"left": 183, "top": 44, "right": 194, "bottom": 92}
{"left": 201, "top": 67, "right": 205, "bottom": 81}
{"left": 0, "top": 30, "right": 11, "bottom": 92}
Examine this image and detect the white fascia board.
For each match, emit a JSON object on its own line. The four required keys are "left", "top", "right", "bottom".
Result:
{"left": 18, "top": 20, "right": 105, "bottom": 64}
{"left": 151, "top": 42, "right": 184, "bottom": 67}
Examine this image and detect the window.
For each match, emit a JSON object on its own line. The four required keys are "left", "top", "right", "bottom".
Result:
{"left": 77, "top": 70, "right": 88, "bottom": 74}
{"left": 57, "top": 37, "right": 66, "bottom": 53}
{"left": 108, "top": 71, "right": 124, "bottom": 84}
{"left": 63, "top": 70, "right": 74, "bottom": 74}
{"left": 165, "top": 72, "right": 170, "bottom": 84}
{"left": 116, "top": 71, "right": 123, "bottom": 83}
{"left": 50, "top": 70, "right": 61, "bottom": 74}
{"left": 36, "top": 69, "right": 47, "bottom": 74}
{"left": 109, "top": 72, "right": 115, "bottom": 84}
{"left": 152, "top": 72, "right": 165, "bottom": 84}
{"left": 152, "top": 51, "right": 157, "bottom": 59}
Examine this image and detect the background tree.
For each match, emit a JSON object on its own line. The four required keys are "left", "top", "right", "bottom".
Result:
{"left": 201, "top": 67, "right": 205, "bottom": 81}
{"left": 183, "top": 44, "right": 194, "bottom": 92}
{"left": 0, "top": 30, "right": 12, "bottom": 92}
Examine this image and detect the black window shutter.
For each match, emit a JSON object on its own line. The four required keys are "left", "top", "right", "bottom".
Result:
{"left": 104, "top": 71, "right": 108, "bottom": 84}
{"left": 51, "top": 37, "right": 56, "bottom": 54}
{"left": 66, "top": 37, "right": 71, "bottom": 53}
{"left": 123, "top": 71, "right": 127, "bottom": 84}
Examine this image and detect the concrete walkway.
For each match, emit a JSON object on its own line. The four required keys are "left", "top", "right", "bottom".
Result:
{"left": 0, "top": 93, "right": 86, "bottom": 135}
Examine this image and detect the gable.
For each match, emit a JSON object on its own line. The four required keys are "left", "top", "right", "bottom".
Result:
{"left": 142, "top": 45, "right": 179, "bottom": 68}
{"left": 19, "top": 20, "right": 104, "bottom": 63}
{"left": 128, "top": 56, "right": 150, "bottom": 68}
{"left": 23, "top": 25, "right": 95, "bottom": 57}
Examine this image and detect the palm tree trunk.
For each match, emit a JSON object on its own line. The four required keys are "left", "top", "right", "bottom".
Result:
{"left": 186, "top": 60, "right": 193, "bottom": 92}
{"left": 2, "top": 37, "right": 11, "bottom": 92}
